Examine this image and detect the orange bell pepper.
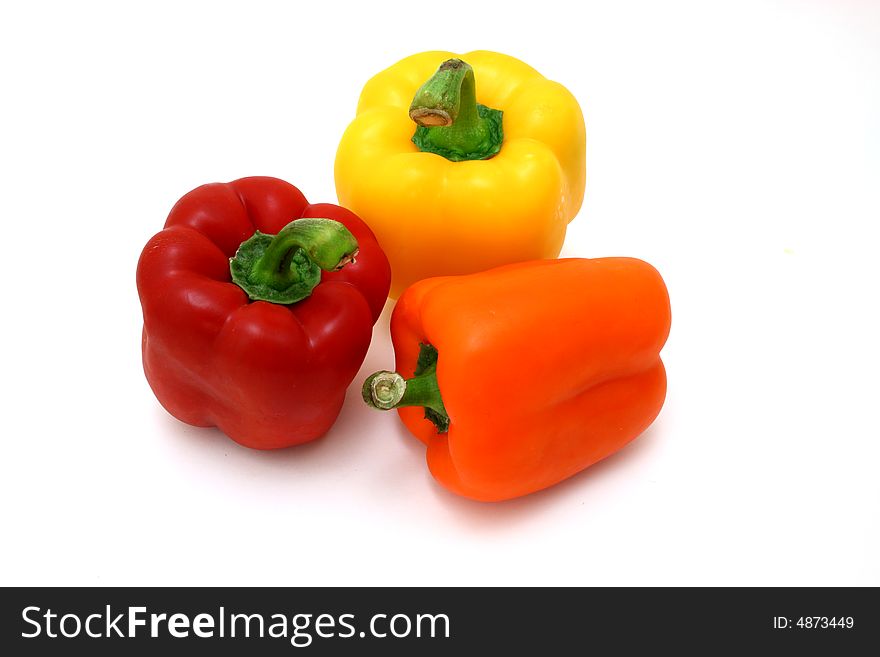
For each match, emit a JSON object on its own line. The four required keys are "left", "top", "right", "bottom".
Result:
{"left": 362, "top": 258, "right": 671, "bottom": 501}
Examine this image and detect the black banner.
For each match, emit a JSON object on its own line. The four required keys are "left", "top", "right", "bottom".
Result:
{"left": 1, "top": 587, "right": 876, "bottom": 654}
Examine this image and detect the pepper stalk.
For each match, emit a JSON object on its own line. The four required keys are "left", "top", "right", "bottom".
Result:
{"left": 362, "top": 343, "right": 450, "bottom": 433}
{"left": 230, "top": 218, "right": 359, "bottom": 304}
{"left": 409, "top": 59, "right": 503, "bottom": 162}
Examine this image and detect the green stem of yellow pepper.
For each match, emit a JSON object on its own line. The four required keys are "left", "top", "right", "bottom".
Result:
{"left": 409, "top": 59, "right": 503, "bottom": 162}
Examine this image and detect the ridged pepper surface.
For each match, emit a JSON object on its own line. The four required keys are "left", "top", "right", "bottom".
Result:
{"left": 363, "top": 258, "right": 670, "bottom": 501}
{"left": 336, "top": 51, "right": 586, "bottom": 297}
{"left": 138, "top": 176, "right": 391, "bottom": 449}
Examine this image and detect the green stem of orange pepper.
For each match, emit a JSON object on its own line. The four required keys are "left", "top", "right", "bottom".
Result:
{"left": 362, "top": 343, "right": 449, "bottom": 432}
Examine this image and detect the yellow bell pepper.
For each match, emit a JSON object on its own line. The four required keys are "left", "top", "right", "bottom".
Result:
{"left": 334, "top": 50, "right": 586, "bottom": 297}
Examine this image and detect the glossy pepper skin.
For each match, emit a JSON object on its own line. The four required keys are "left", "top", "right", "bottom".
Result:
{"left": 364, "top": 258, "right": 670, "bottom": 501}
{"left": 335, "top": 51, "right": 586, "bottom": 298}
{"left": 137, "top": 176, "right": 391, "bottom": 449}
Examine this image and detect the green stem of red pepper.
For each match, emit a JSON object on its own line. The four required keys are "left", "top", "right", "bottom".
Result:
{"left": 409, "top": 59, "right": 503, "bottom": 162}
{"left": 362, "top": 343, "right": 450, "bottom": 433}
{"left": 230, "top": 218, "right": 359, "bottom": 304}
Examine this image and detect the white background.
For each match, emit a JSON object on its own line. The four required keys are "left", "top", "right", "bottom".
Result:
{"left": 1, "top": 0, "right": 878, "bottom": 586}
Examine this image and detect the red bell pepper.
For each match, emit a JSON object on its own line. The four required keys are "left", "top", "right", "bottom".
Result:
{"left": 136, "top": 176, "right": 391, "bottom": 449}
